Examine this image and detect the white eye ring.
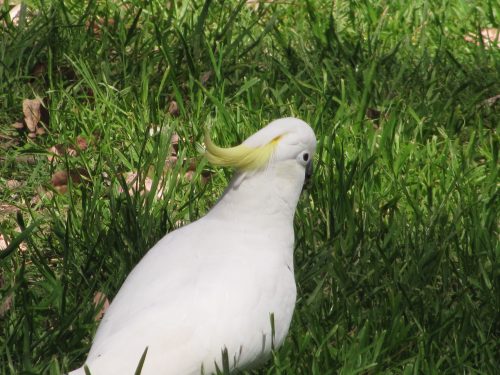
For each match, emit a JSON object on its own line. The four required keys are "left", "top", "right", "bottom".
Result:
{"left": 297, "top": 151, "right": 310, "bottom": 165}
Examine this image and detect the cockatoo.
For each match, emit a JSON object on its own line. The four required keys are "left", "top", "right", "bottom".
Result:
{"left": 69, "top": 117, "right": 317, "bottom": 375}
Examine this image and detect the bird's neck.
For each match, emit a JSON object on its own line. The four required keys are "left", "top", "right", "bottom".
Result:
{"left": 207, "top": 161, "right": 304, "bottom": 230}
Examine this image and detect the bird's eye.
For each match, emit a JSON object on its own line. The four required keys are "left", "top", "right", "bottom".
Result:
{"left": 297, "top": 151, "right": 311, "bottom": 166}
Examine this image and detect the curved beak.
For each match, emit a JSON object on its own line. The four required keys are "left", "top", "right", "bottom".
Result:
{"left": 304, "top": 160, "right": 313, "bottom": 187}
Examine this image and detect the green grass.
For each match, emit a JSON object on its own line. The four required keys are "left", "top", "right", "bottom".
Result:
{"left": 0, "top": 0, "right": 498, "bottom": 374}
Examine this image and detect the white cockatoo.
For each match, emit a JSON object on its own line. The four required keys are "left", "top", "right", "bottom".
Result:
{"left": 69, "top": 117, "right": 317, "bottom": 375}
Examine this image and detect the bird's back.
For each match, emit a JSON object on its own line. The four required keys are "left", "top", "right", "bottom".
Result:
{"left": 72, "top": 216, "right": 296, "bottom": 374}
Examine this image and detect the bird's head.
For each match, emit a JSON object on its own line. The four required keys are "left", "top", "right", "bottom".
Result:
{"left": 205, "top": 117, "right": 317, "bottom": 224}
{"left": 205, "top": 117, "right": 316, "bottom": 186}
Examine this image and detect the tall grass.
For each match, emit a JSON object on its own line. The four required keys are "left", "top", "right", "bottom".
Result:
{"left": 0, "top": 0, "right": 498, "bottom": 374}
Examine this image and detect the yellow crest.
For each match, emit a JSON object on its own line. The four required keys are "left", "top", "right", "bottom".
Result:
{"left": 204, "top": 131, "right": 281, "bottom": 171}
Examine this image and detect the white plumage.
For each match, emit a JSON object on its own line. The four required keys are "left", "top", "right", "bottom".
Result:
{"left": 70, "top": 117, "right": 317, "bottom": 375}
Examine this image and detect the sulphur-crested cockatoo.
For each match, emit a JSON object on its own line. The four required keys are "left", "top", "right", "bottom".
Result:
{"left": 69, "top": 117, "right": 316, "bottom": 375}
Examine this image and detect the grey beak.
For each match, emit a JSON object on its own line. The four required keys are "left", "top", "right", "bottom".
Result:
{"left": 304, "top": 160, "right": 313, "bottom": 186}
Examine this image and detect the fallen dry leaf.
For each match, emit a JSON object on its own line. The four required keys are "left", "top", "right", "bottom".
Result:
{"left": 464, "top": 28, "right": 500, "bottom": 48}
{"left": 93, "top": 291, "right": 110, "bottom": 321}
{"left": 8, "top": 4, "right": 22, "bottom": 26}
{"left": 8, "top": 227, "right": 28, "bottom": 252}
{"left": 0, "top": 203, "right": 19, "bottom": 216}
{"left": 479, "top": 28, "right": 499, "bottom": 47}
{"left": 482, "top": 94, "right": 500, "bottom": 107}
{"left": 86, "top": 16, "right": 115, "bottom": 37}
{"left": 165, "top": 155, "right": 178, "bottom": 170}
{"left": 47, "top": 144, "right": 65, "bottom": 162}
{"left": 183, "top": 170, "right": 195, "bottom": 181}
{"left": 2, "top": 155, "right": 38, "bottom": 165}
{"left": 64, "top": 146, "right": 77, "bottom": 157}
{"left": 185, "top": 158, "right": 198, "bottom": 172}
{"left": 170, "top": 133, "right": 179, "bottom": 155}
{"left": 76, "top": 135, "right": 88, "bottom": 151}
{"left": 6, "top": 180, "right": 22, "bottom": 189}
{"left": 51, "top": 170, "right": 69, "bottom": 187}
{"left": 30, "top": 194, "right": 41, "bottom": 206}
{"left": 183, "top": 170, "right": 213, "bottom": 185}
{"left": 119, "top": 172, "right": 164, "bottom": 199}
{"left": 47, "top": 136, "right": 89, "bottom": 162}
{"left": 51, "top": 168, "right": 87, "bottom": 193}
{"left": 0, "top": 133, "right": 19, "bottom": 151}
{"left": 30, "top": 186, "right": 54, "bottom": 206}
{"left": 143, "top": 177, "right": 154, "bottom": 194}
{"left": 0, "top": 234, "right": 7, "bottom": 250}
{"left": 0, "top": 293, "right": 13, "bottom": 318}
{"left": 168, "top": 101, "right": 180, "bottom": 117}
{"left": 15, "top": 97, "right": 49, "bottom": 138}
{"left": 23, "top": 98, "right": 42, "bottom": 132}
{"left": 246, "top": 0, "right": 259, "bottom": 10}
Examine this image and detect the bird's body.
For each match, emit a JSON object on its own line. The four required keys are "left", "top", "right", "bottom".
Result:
{"left": 70, "top": 118, "right": 316, "bottom": 375}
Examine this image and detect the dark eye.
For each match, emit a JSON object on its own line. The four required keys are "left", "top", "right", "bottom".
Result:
{"left": 303, "top": 153, "right": 309, "bottom": 162}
